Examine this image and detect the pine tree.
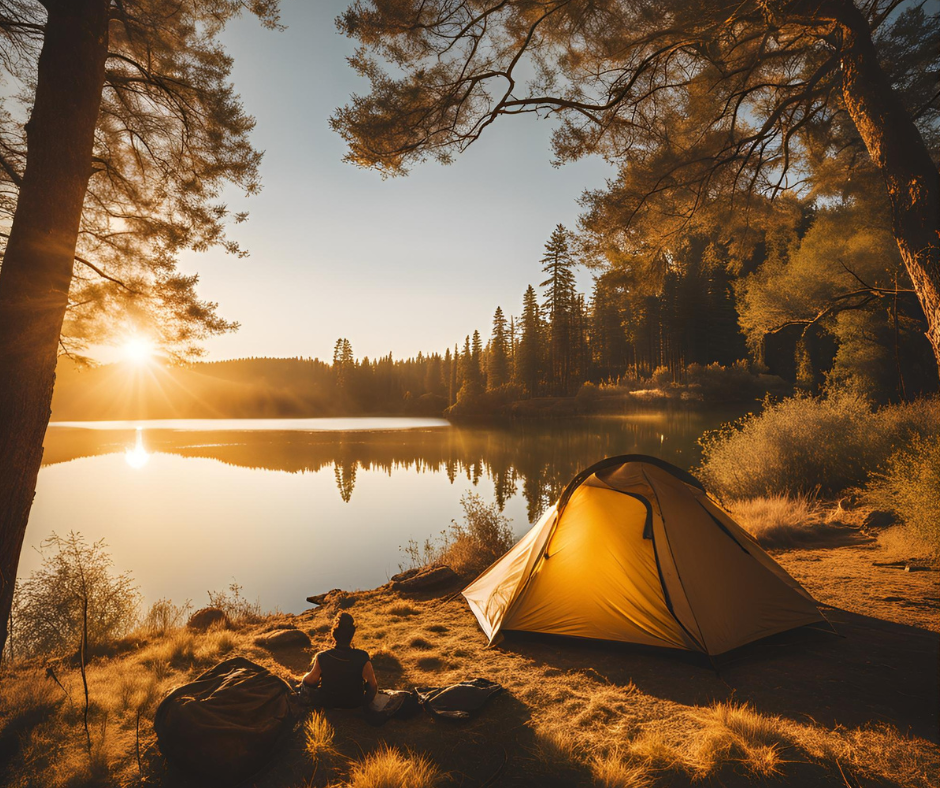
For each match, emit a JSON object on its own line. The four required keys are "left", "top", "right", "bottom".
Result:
{"left": 443, "top": 348, "right": 454, "bottom": 405}
{"left": 457, "top": 334, "right": 484, "bottom": 402}
{"left": 516, "top": 285, "right": 543, "bottom": 396}
{"left": 539, "top": 224, "right": 578, "bottom": 394}
{"left": 448, "top": 344, "right": 459, "bottom": 405}
{"left": 470, "top": 330, "right": 485, "bottom": 389}
{"left": 333, "top": 338, "right": 355, "bottom": 392}
{"left": 488, "top": 306, "right": 510, "bottom": 390}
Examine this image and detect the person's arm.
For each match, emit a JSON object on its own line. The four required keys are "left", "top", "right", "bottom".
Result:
{"left": 362, "top": 660, "right": 377, "bottom": 703}
{"left": 302, "top": 655, "right": 322, "bottom": 687}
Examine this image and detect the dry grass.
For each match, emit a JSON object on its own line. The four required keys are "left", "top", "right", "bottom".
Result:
{"left": 878, "top": 525, "right": 936, "bottom": 563}
{"left": 684, "top": 701, "right": 786, "bottom": 777}
{"left": 304, "top": 712, "right": 335, "bottom": 762}
{"left": 590, "top": 752, "right": 652, "bottom": 788}
{"left": 1, "top": 547, "right": 936, "bottom": 788}
{"left": 731, "top": 494, "right": 830, "bottom": 548}
{"left": 344, "top": 745, "right": 440, "bottom": 788}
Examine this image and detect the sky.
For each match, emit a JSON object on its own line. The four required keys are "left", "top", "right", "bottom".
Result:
{"left": 173, "top": 1, "right": 613, "bottom": 363}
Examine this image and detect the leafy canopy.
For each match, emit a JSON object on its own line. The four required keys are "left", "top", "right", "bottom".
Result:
{"left": 332, "top": 1, "right": 938, "bottom": 265}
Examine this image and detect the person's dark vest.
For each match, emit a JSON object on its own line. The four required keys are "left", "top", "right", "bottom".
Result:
{"left": 316, "top": 646, "right": 370, "bottom": 708}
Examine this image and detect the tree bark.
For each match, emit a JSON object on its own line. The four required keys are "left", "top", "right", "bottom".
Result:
{"left": 0, "top": 1, "right": 110, "bottom": 652}
{"left": 835, "top": 1, "right": 940, "bottom": 369}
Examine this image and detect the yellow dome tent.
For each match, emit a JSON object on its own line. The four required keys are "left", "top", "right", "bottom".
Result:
{"left": 463, "top": 455, "right": 826, "bottom": 656}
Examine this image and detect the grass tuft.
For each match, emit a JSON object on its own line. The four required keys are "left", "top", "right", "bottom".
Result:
{"left": 591, "top": 751, "right": 651, "bottom": 788}
{"left": 346, "top": 744, "right": 440, "bottom": 788}
{"left": 303, "top": 711, "right": 334, "bottom": 761}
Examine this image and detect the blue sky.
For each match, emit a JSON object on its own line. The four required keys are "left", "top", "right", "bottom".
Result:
{"left": 179, "top": 1, "right": 612, "bottom": 362}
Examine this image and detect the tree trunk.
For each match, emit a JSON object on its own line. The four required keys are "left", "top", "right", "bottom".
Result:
{"left": 0, "top": 1, "right": 110, "bottom": 653}
{"left": 836, "top": 1, "right": 940, "bottom": 370}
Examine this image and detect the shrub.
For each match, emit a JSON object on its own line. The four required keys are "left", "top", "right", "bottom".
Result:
{"left": 207, "top": 580, "right": 263, "bottom": 623}
{"left": 697, "top": 393, "right": 939, "bottom": 499}
{"left": 8, "top": 532, "right": 140, "bottom": 658}
{"left": 400, "top": 493, "right": 515, "bottom": 576}
{"left": 685, "top": 360, "right": 790, "bottom": 402}
{"left": 865, "top": 435, "right": 940, "bottom": 560}
{"left": 143, "top": 597, "right": 193, "bottom": 634}
{"left": 439, "top": 493, "right": 515, "bottom": 575}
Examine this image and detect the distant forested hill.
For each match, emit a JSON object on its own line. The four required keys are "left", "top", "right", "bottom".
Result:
{"left": 49, "top": 356, "right": 436, "bottom": 420}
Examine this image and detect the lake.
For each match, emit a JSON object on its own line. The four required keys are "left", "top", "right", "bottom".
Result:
{"left": 24, "top": 410, "right": 749, "bottom": 614}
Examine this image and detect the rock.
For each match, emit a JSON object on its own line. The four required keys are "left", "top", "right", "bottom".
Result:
{"left": 391, "top": 565, "right": 458, "bottom": 592}
{"left": 306, "top": 589, "right": 343, "bottom": 606}
{"left": 187, "top": 607, "right": 229, "bottom": 631}
{"left": 306, "top": 589, "right": 354, "bottom": 609}
{"left": 390, "top": 568, "right": 422, "bottom": 583}
{"left": 254, "top": 628, "right": 311, "bottom": 650}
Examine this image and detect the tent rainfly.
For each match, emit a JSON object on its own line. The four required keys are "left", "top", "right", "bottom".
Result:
{"left": 463, "top": 455, "right": 827, "bottom": 656}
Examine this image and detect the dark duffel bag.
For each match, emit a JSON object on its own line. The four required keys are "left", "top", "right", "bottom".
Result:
{"left": 154, "top": 657, "right": 299, "bottom": 785}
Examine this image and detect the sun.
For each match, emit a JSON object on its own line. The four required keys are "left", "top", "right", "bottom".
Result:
{"left": 124, "top": 337, "right": 153, "bottom": 364}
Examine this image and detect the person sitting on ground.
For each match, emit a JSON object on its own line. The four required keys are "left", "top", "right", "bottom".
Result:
{"left": 300, "top": 612, "right": 377, "bottom": 708}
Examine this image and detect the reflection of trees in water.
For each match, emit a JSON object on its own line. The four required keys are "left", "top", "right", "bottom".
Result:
{"left": 42, "top": 411, "right": 743, "bottom": 522}
{"left": 334, "top": 460, "right": 357, "bottom": 503}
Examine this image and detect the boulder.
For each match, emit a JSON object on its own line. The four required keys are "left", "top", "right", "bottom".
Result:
{"left": 187, "top": 607, "right": 229, "bottom": 631}
{"left": 390, "top": 568, "right": 422, "bottom": 583}
{"left": 305, "top": 589, "right": 354, "bottom": 609}
{"left": 391, "top": 565, "right": 458, "bottom": 592}
{"left": 254, "top": 628, "right": 311, "bottom": 650}
{"left": 306, "top": 588, "right": 343, "bottom": 606}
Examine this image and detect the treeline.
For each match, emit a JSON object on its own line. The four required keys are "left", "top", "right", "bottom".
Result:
{"left": 312, "top": 224, "right": 759, "bottom": 417}
{"left": 51, "top": 207, "right": 938, "bottom": 421}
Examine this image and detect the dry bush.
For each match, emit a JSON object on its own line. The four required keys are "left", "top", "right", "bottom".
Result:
{"left": 207, "top": 580, "right": 263, "bottom": 623}
{"left": 8, "top": 532, "right": 140, "bottom": 659}
{"left": 346, "top": 745, "right": 440, "bottom": 788}
{"left": 865, "top": 435, "right": 940, "bottom": 561}
{"left": 388, "top": 604, "right": 418, "bottom": 617}
{"left": 440, "top": 493, "right": 514, "bottom": 575}
{"left": 402, "top": 493, "right": 515, "bottom": 576}
{"left": 698, "top": 393, "right": 939, "bottom": 499}
{"left": 142, "top": 597, "right": 193, "bottom": 635}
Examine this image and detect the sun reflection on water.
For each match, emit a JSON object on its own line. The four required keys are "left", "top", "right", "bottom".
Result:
{"left": 125, "top": 428, "right": 150, "bottom": 469}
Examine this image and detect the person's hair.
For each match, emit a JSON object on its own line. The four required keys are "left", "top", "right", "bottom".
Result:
{"left": 331, "top": 612, "right": 355, "bottom": 646}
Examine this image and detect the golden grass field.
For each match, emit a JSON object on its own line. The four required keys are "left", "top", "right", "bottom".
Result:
{"left": 0, "top": 524, "right": 937, "bottom": 788}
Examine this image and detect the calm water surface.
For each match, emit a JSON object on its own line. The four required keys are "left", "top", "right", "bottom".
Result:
{"left": 25, "top": 411, "right": 748, "bottom": 613}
